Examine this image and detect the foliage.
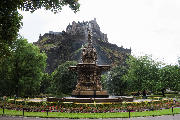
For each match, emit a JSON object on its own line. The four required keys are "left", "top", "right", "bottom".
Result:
{"left": 0, "top": 5, "right": 23, "bottom": 60}
{"left": 102, "top": 55, "right": 180, "bottom": 95}
{"left": 178, "top": 57, "right": 180, "bottom": 66}
{"left": 17, "top": 0, "right": 80, "bottom": 13}
{"left": 0, "top": 0, "right": 80, "bottom": 60}
{"left": 123, "top": 55, "right": 180, "bottom": 95}
{"left": 51, "top": 61, "right": 77, "bottom": 96}
{"left": 0, "top": 38, "right": 47, "bottom": 97}
{"left": 101, "top": 74, "right": 108, "bottom": 90}
{"left": 0, "top": 56, "right": 14, "bottom": 96}
{"left": 124, "top": 55, "right": 161, "bottom": 93}
{"left": 104, "top": 66, "right": 129, "bottom": 96}
{"left": 40, "top": 73, "right": 53, "bottom": 94}
{"left": 158, "top": 65, "right": 180, "bottom": 92}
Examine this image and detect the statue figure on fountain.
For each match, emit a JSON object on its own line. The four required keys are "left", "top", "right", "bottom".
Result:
{"left": 82, "top": 29, "right": 97, "bottom": 63}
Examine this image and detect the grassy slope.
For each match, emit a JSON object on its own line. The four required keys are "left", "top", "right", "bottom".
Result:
{"left": 0, "top": 108, "right": 180, "bottom": 118}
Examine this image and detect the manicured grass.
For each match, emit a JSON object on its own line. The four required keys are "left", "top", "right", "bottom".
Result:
{"left": 0, "top": 108, "right": 180, "bottom": 118}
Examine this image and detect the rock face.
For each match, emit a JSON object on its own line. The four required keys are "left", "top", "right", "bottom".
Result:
{"left": 34, "top": 19, "right": 131, "bottom": 73}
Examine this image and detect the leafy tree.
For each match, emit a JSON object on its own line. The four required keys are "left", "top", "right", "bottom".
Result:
{"left": 0, "top": 37, "right": 47, "bottom": 97}
{"left": 52, "top": 61, "right": 77, "bottom": 96}
{"left": 124, "top": 55, "right": 161, "bottom": 95}
{"left": 40, "top": 73, "right": 53, "bottom": 94}
{"left": 0, "top": 0, "right": 80, "bottom": 59}
{"left": 0, "top": 56, "right": 14, "bottom": 96}
{"left": 101, "top": 73, "right": 108, "bottom": 90}
{"left": 171, "top": 65, "right": 180, "bottom": 91}
{"left": 158, "top": 65, "right": 180, "bottom": 95}
{"left": 13, "top": 38, "right": 47, "bottom": 97}
{"left": 105, "top": 66, "right": 129, "bottom": 96}
{"left": 102, "top": 54, "right": 180, "bottom": 97}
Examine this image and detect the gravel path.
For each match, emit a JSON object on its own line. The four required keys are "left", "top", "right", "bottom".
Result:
{"left": 0, "top": 114, "right": 180, "bottom": 120}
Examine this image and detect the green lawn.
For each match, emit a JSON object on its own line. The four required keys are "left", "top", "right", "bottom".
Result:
{"left": 0, "top": 108, "right": 180, "bottom": 118}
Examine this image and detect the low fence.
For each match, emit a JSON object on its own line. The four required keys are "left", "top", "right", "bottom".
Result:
{"left": 0, "top": 98, "right": 180, "bottom": 118}
{"left": 0, "top": 107, "right": 179, "bottom": 118}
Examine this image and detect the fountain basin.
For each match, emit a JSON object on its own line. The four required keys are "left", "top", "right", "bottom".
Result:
{"left": 47, "top": 96, "right": 133, "bottom": 103}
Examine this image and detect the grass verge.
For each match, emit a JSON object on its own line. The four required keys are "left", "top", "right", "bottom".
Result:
{"left": 0, "top": 108, "right": 180, "bottom": 118}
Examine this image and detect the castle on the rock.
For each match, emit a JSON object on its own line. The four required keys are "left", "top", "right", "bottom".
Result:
{"left": 65, "top": 18, "right": 108, "bottom": 43}
{"left": 35, "top": 19, "right": 131, "bottom": 73}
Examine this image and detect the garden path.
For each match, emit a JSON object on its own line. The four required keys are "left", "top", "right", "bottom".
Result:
{"left": 0, "top": 114, "right": 180, "bottom": 120}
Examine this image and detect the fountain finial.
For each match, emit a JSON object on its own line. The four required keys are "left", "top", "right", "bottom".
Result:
{"left": 87, "top": 28, "right": 92, "bottom": 45}
{"left": 81, "top": 27, "right": 97, "bottom": 63}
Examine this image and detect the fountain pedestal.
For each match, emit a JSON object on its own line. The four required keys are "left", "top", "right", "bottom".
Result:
{"left": 70, "top": 63, "right": 110, "bottom": 98}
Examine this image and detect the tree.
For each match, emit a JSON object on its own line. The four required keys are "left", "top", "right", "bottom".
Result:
{"left": 0, "top": 0, "right": 80, "bottom": 59}
{"left": 40, "top": 73, "right": 53, "bottom": 94}
{"left": 158, "top": 65, "right": 180, "bottom": 95}
{"left": 52, "top": 61, "right": 77, "bottom": 96}
{"left": 0, "top": 56, "right": 14, "bottom": 96}
{"left": 105, "top": 66, "right": 129, "bottom": 96}
{"left": 0, "top": 37, "right": 47, "bottom": 97}
{"left": 101, "top": 73, "right": 108, "bottom": 90}
{"left": 124, "top": 55, "right": 161, "bottom": 95}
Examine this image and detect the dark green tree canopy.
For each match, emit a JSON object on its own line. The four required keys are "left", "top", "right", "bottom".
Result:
{"left": 52, "top": 61, "right": 77, "bottom": 96}
{"left": 0, "top": 37, "right": 47, "bottom": 97}
{"left": 17, "top": 0, "right": 80, "bottom": 13}
{"left": 105, "top": 66, "right": 128, "bottom": 96}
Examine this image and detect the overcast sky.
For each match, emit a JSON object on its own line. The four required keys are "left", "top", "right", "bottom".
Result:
{"left": 19, "top": 0, "right": 180, "bottom": 65}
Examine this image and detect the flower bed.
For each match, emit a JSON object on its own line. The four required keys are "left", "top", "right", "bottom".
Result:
{"left": 0, "top": 99, "right": 179, "bottom": 113}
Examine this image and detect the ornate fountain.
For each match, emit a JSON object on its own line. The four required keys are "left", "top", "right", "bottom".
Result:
{"left": 70, "top": 29, "right": 110, "bottom": 98}
{"left": 47, "top": 29, "right": 133, "bottom": 103}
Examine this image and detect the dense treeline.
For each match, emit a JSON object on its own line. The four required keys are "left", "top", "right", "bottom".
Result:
{"left": 41, "top": 61, "right": 77, "bottom": 97}
{"left": 0, "top": 38, "right": 47, "bottom": 97}
{"left": 104, "top": 55, "right": 180, "bottom": 96}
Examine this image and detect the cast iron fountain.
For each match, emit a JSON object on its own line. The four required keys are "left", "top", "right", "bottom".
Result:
{"left": 70, "top": 29, "right": 110, "bottom": 98}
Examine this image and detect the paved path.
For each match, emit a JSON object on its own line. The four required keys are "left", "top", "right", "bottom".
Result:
{"left": 0, "top": 114, "right": 180, "bottom": 120}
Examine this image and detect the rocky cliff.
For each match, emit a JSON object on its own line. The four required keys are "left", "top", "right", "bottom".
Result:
{"left": 34, "top": 19, "right": 131, "bottom": 73}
